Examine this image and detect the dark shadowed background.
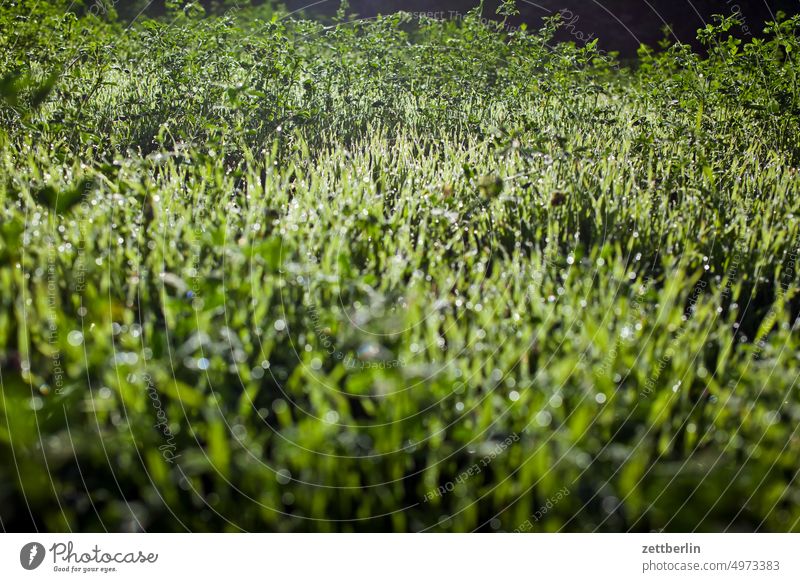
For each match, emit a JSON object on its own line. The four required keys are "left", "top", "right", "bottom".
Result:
{"left": 281, "top": 0, "right": 795, "bottom": 55}
{"left": 114, "top": 2, "right": 799, "bottom": 55}
{"left": 117, "top": 1, "right": 797, "bottom": 56}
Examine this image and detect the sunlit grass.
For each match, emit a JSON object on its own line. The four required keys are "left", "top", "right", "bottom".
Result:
{"left": 0, "top": 2, "right": 799, "bottom": 532}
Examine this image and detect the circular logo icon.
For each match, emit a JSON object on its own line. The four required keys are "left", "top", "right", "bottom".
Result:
{"left": 20, "top": 542, "right": 46, "bottom": 570}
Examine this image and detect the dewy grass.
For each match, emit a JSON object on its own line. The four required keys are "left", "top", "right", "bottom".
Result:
{"left": 0, "top": 2, "right": 799, "bottom": 532}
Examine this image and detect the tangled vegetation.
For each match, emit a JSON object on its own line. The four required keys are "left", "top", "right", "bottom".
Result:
{"left": 1, "top": 1, "right": 799, "bottom": 532}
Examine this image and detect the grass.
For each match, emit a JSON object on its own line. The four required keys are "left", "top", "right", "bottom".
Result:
{"left": 1, "top": 1, "right": 799, "bottom": 532}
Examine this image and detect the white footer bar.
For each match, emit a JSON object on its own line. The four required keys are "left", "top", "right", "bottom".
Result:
{"left": 1, "top": 534, "right": 797, "bottom": 581}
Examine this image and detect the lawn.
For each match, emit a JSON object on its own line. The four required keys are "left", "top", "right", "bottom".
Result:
{"left": 1, "top": 1, "right": 799, "bottom": 532}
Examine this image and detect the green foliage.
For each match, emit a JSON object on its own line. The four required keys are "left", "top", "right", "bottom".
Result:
{"left": 497, "top": 0, "right": 520, "bottom": 18}
{"left": 0, "top": 1, "right": 799, "bottom": 532}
